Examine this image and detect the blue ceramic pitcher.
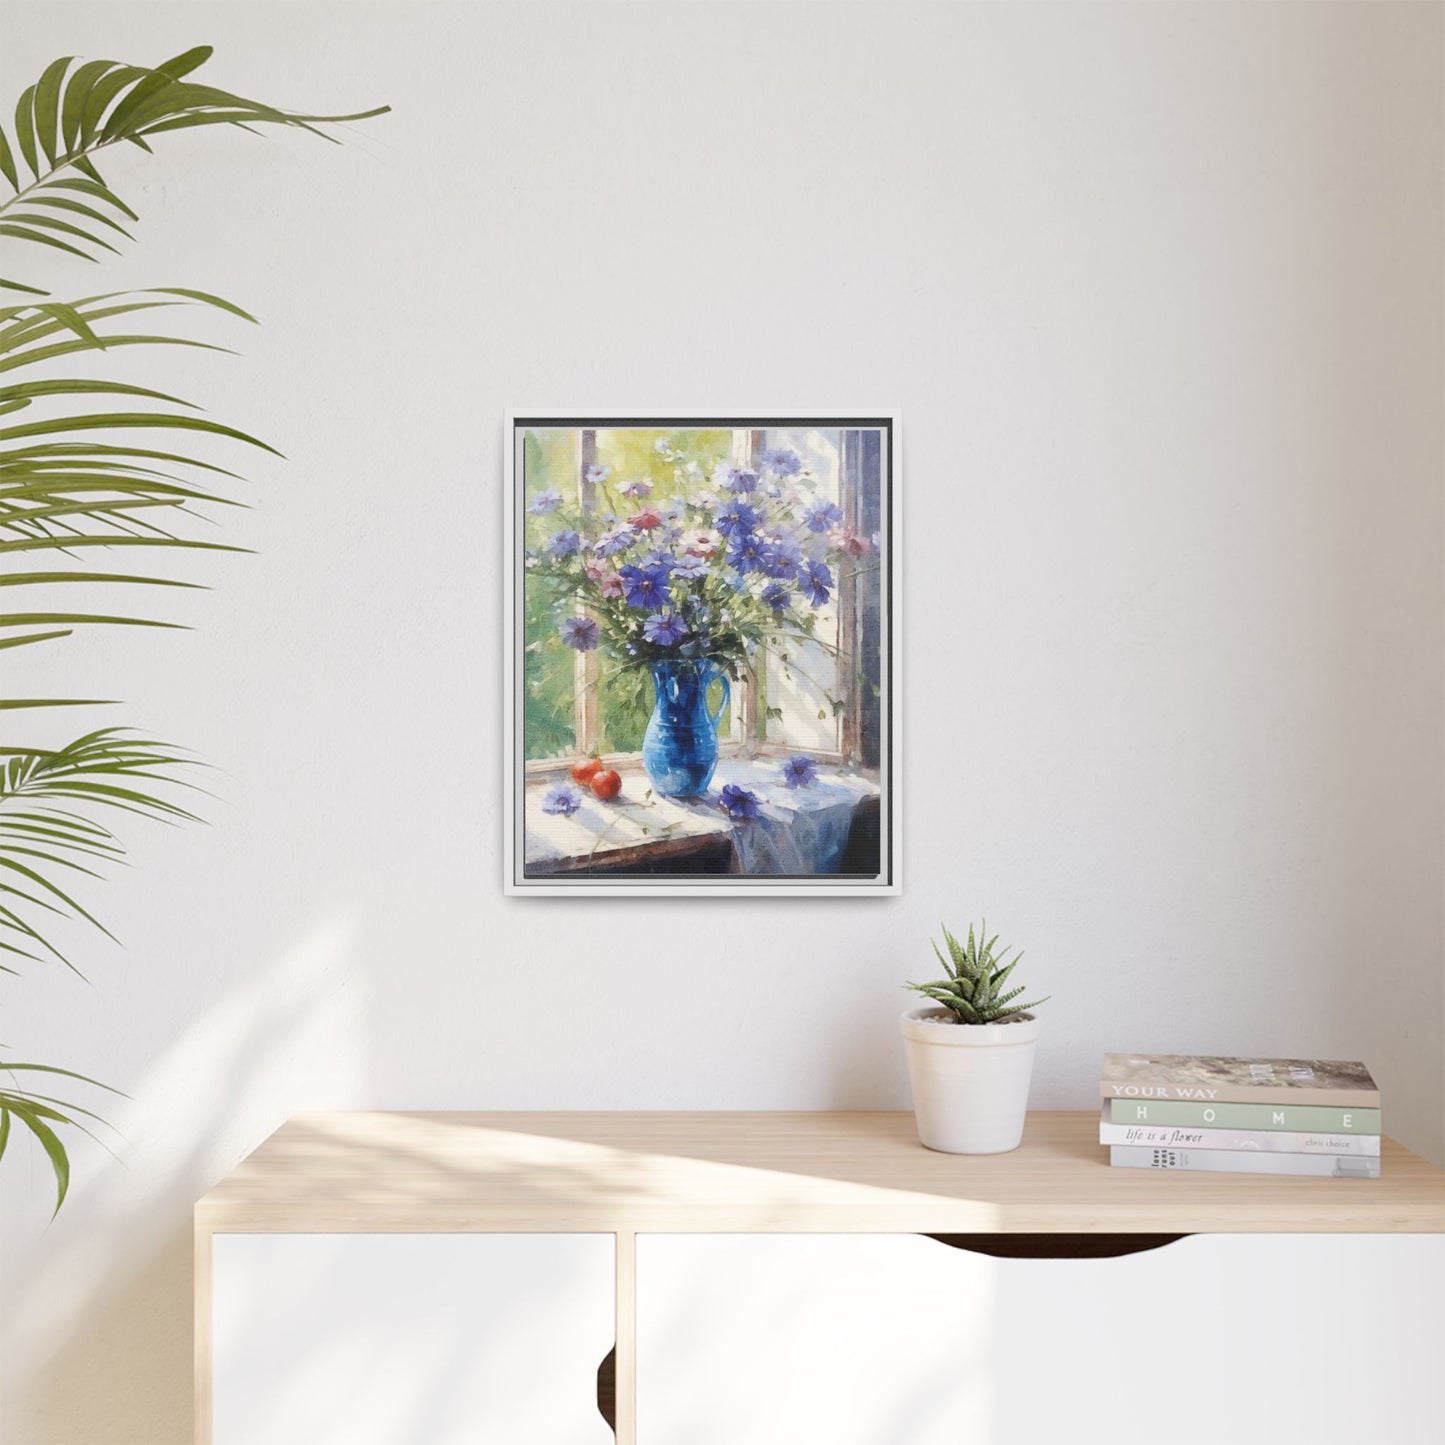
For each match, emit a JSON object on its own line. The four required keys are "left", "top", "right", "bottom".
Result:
{"left": 641, "top": 659, "right": 730, "bottom": 798}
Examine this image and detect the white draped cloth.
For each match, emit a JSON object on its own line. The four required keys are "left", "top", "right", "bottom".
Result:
{"left": 524, "top": 758, "right": 878, "bottom": 876}
{"left": 676, "top": 759, "right": 876, "bottom": 875}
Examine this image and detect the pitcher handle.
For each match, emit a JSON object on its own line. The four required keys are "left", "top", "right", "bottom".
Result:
{"left": 708, "top": 668, "right": 730, "bottom": 730}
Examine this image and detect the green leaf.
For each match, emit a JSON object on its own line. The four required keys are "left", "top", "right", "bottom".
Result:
{"left": 13, "top": 86, "right": 39, "bottom": 179}
{"left": 0, "top": 125, "right": 19, "bottom": 191}
{"left": 0, "top": 698, "right": 116, "bottom": 709}
{"left": 930, "top": 937, "right": 955, "bottom": 980}
{"left": 991, "top": 956, "right": 1019, "bottom": 992}
{"left": 0, "top": 629, "right": 73, "bottom": 651}
{"left": 0, "top": 333, "right": 235, "bottom": 376}
{"left": 47, "top": 177, "right": 138, "bottom": 221}
{"left": 33, "top": 56, "right": 75, "bottom": 170}
{"left": 6, "top": 1102, "right": 70, "bottom": 1213}
{"left": 0, "top": 611, "right": 185, "bottom": 631}
{"left": 0, "top": 224, "right": 93, "bottom": 262}
{"left": 3, "top": 209, "right": 118, "bottom": 254}
{"left": 78, "top": 65, "right": 149, "bottom": 148}
{"left": 0, "top": 1060, "right": 123, "bottom": 1092}
{"left": 60, "top": 60, "right": 117, "bottom": 154}
{"left": 27, "top": 194, "right": 135, "bottom": 239}
{"left": 0, "top": 853, "right": 114, "bottom": 937}
{"left": 0, "top": 570, "right": 206, "bottom": 590}
{"left": 102, "top": 70, "right": 181, "bottom": 142}
{"left": 0, "top": 535, "right": 247, "bottom": 557}
{"left": 0, "top": 377, "right": 192, "bottom": 408}
{"left": 1, "top": 278, "right": 48, "bottom": 298}
{"left": 145, "top": 286, "right": 258, "bottom": 323}
{"left": 156, "top": 46, "right": 215, "bottom": 80}
{"left": 0, "top": 411, "right": 283, "bottom": 455}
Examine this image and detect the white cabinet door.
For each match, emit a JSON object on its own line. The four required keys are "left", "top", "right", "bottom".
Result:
{"left": 212, "top": 1233, "right": 615, "bottom": 1445}
{"left": 636, "top": 1233, "right": 1444, "bottom": 1445}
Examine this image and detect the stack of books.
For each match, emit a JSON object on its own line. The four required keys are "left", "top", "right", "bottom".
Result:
{"left": 1099, "top": 1053, "right": 1381, "bottom": 1178}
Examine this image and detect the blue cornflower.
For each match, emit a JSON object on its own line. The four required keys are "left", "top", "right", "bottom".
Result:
{"left": 780, "top": 755, "right": 818, "bottom": 789}
{"left": 541, "top": 782, "right": 583, "bottom": 816}
{"left": 714, "top": 463, "right": 758, "bottom": 494}
{"left": 762, "top": 447, "right": 802, "bottom": 477}
{"left": 719, "top": 784, "right": 762, "bottom": 820}
{"left": 714, "top": 499, "right": 761, "bottom": 539}
{"left": 643, "top": 611, "right": 687, "bottom": 646}
{"left": 618, "top": 563, "right": 672, "bottom": 610}
{"left": 545, "top": 529, "right": 582, "bottom": 558}
{"left": 760, "top": 582, "right": 791, "bottom": 613}
{"left": 671, "top": 555, "right": 710, "bottom": 581}
{"left": 593, "top": 526, "right": 635, "bottom": 558}
{"left": 528, "top": 487, "right": 563, "bottom": 514}
{"left": 618, "top": 479, "right": 652, "bottom": 501}
{"left": 558, "top": 616, "right": 601, "bottom": 651}
{"left": 726, "top": 533, "right": 776, "bottom": 575}
{"left": 639, "top": 549, "right": 677, "bottom": 571}
{"left": 801, "top": 499, "right": 844, "bottom": 533}
{"left": 801, "top": 559, "right": 833, "bottom": 607}
{"left": 584, "top": 464, "right": 610, "bottom": 486}
{"left": 764, "top": 538, "right": 804, "bottom": 579}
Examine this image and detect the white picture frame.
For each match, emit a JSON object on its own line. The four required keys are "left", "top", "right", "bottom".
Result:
{"left": 504, "top": 415, "right": 901, "bottom": 896}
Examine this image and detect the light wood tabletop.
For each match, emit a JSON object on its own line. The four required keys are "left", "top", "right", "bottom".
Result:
{"left": 195, "top": 1109, "right": 1445, "bottom": 1235}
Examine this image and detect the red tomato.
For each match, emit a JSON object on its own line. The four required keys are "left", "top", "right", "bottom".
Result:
{"left": 570, "top": 758, "right": 602, "bottom": 785}
{"left": 590, "top": 769, "right": 622, "bottom": 800}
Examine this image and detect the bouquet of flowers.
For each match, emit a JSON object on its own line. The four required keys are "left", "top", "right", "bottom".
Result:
{"left": 525, "top": 438, "right": 874, "bottom": 681}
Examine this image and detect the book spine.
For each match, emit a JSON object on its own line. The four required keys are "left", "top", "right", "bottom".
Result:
{"left": 1099, "top": 1121, "right": 1380, "bottom": 1156}
{"left": 1108, "top": 1099, "right": 1380, "bottom": 1133}
{"left": 1099, "top": 1082, "right": 1380, "bottom": 1108}
{"left": 1110, "top": 1146, "right": 1380, "bottom": 1179}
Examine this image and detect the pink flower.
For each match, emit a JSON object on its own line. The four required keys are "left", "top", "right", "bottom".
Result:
{"left": 628, "top": 509, "right": 663, "bottom": 531}
{"left": 599, "top": 572, "right": 625, "bottom": 599}
{"left": 687, "top": 532, "right": 718, "bottom": 557}
{"left": 834, "top": 526, "right": 871, "bottom": 557}
{"left": 584, "top": 560, "right": 606, "bottom": 580}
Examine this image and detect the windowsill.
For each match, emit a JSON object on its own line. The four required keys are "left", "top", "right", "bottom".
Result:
{"left": 523, "top": 758, "right": 880, "bottom": 876}
{"left": 523, "top": 742, "right": 849, "bottom": 778}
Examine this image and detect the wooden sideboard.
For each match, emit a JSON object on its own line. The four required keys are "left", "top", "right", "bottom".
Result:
{"left": 195, "top": 1110, "right": 1445, "bottom": 1444}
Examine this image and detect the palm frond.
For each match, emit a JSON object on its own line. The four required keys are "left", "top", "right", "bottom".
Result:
{"left": 0, "top": 729, "right": 201, "bottom": 974}
{"left": 0, "top": 45, "right": 385, "bottom": 1215}
{"left": 0, "top": 1058, "right": 125, "bottom": 1213}
{"left": 0, "top": 288, "right": 265, "bottom": 708}
{"left": 1, "top": 47, "right": 388, "bottom": 294}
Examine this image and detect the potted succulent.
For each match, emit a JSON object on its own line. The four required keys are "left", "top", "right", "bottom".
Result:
{"left": 901, "top": 923, "right": 1050, "bottom": 1154}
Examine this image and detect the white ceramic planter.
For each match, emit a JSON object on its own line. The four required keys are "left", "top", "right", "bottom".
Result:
{"left": 900, "top": 1007, "right": 1041, "bottom": 1154}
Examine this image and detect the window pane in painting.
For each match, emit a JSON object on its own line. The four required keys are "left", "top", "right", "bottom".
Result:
{"left": 758, "top": 428, "right": 844, "bottom": 756}
{"left": 522, "top": 429, "right": 579, "bottom": 759}
{"left": 591, "top": 428, "right": 734, "bottom": 753}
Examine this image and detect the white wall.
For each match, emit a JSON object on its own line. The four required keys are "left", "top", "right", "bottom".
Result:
{"left": 3, "top": 2, "right": 1441, "bottom": 1441}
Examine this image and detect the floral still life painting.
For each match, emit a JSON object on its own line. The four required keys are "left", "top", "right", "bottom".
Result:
{"left": 505, "top": 418, "right": 899, "bottom": 894}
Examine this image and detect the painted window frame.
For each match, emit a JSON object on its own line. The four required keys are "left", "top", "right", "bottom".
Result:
{"left": 518, "top": 424, "right": 875, "bottom": 775}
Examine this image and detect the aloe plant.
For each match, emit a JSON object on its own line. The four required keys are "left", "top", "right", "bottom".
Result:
{"left": 0, "top": 46, "right": 385, "bottom": 1211}
{"left": 906, "top": 922, "right": 1050, "bottom": 1025}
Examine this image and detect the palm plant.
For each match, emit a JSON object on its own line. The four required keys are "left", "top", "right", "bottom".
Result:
{"left": 0, "top": 46, "right": 385, "bottom": 1210}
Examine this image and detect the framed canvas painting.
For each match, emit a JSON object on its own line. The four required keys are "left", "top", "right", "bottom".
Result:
{"left": 504, "top": 416, "right": 900, "bottom": 895}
